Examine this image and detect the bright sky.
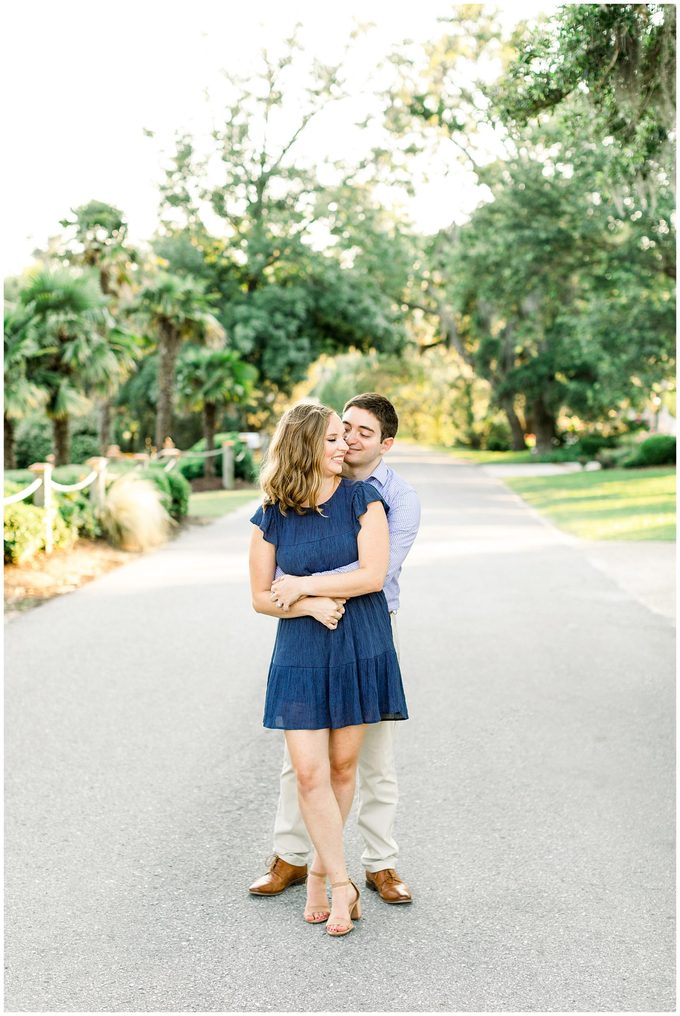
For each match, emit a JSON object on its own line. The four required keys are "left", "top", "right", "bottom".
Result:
{"left": 3, "top": 0, "right": 558, "bottom": 277}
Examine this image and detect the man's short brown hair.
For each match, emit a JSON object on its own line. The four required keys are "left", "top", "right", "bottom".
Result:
{"left": 342, "top": 393, "right": 399, "bottom": 441}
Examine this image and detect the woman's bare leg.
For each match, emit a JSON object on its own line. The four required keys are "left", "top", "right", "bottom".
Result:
{"left": 285, "top": 729, "right": 343, "bottom": 919}
{"left": 326, "top": 724, "right": 366, "bottom": 928}
{"left": 329, "top": 723, "right": 366, "bottom": 824}
{"left": 286, "top": 725, "right": 366, "bottom": 923}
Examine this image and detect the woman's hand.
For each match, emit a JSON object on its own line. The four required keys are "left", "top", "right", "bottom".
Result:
{"left": 270, "top": 574, "right": 307, "bottom": 610}
{"left": 306, "top": 597, "right": 347, "bottom": 630}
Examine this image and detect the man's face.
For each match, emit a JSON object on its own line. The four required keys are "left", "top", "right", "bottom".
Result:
{"left": 341, "top": 406, "right": 393, "bottom": 468}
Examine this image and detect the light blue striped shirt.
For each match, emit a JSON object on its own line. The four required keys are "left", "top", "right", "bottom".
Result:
{"left": 274, "top": 460, "right": 420, "bottom": 611}
{"left": 361, "top": 460, "right": 421, "bottom": 610}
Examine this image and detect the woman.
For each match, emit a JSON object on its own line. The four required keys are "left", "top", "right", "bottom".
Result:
{"left": 249, "top": 403, "right": 408, "bottom": 937}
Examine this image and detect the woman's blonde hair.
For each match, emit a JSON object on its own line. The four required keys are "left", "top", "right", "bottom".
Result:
{"left": 260, "top": 402, "right": 336, "bottom": 515}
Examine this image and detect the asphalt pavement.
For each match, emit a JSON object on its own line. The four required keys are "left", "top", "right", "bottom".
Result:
{"left": 4, "top": 446, "right": 675, "bottom": 1012}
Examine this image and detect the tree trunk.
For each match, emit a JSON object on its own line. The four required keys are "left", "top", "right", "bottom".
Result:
{"left": 4, "top": 414, "right": 15, "bottom": 469}
{"left": 155, "top": 328, "right": 181, "bottom": 451}
{"left": 203, "top": 403, "right": 217, "bottom": 479}
{"left": 53, "top": 416, "right": 70, "bottom": 465}
{"left": 531, "top": 397, "right": 558, "bottom": 454}
{"left": 98, "top": 398, "right": 112, "bottom": 453}
{"left": 501, "top": 397, "right": 527, "bottom": 451}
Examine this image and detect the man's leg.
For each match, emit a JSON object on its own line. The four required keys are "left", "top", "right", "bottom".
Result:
{"left": 356, "top": 612, "right": 412, "bottom": 902}
{"left": 273, "top": 740, "right": 313, "bottom": 865}
{"left": 248, "top": 741, "right": 313, "bottom": 896}
{"left": 356, "top": 719, "right": 399, "bottom": 870}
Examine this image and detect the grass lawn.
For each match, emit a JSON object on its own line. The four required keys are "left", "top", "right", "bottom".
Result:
{"left": 505, "top": 468, "right": 676, "bottom": 541}
{"left": 188, "top": 488, "right": 259, "bottom": 519}
{"left": 397, "top": 440, "right": 535, "bottom": 464}
{"left": 441, "top": 447, "right": 535, "bottom": 464}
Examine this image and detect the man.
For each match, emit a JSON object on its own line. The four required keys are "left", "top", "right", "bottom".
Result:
{"left": 248, "top": 393, "right": 421, "bottom": 904}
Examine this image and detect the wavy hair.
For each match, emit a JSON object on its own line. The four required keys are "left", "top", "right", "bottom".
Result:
{"left": 260, "top": 402, "right": 334, "bottom": 515}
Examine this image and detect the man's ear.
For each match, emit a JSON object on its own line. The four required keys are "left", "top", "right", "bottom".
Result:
{"left": 381, "top": 436, "right": 395, "bottom": 455}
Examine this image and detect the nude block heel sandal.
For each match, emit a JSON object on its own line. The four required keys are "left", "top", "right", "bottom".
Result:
{"left": 303, "top": 870, "right": 331, "bottom": 924}
{"left": 326, "top": 878, "right": 361, "bottom": 937}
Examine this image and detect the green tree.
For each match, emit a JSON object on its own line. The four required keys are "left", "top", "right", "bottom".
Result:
{"left": 382, "top": 11, "right": 675, "bottom": 448}
{"left": 428, "top": 128, "right": 675, "bottom": 450}
{"left": 382, "top": 4, "right": 510, "bottom": 174}
{"left": 59, "top": 200, "right": 141, "bottom": 449}
{"left": 3, "top": 300, "right": 45, "bottom": 468}
{"left": 175, "top": 346, "right": 257, "bottom": 476}
{"left": 17, "top": 268, "right": 121, "bottom": 464}
{"left": 60, "top": 200, "right": 138, "bottom": 295}
{"left": 152, "top": 35, "right": 409, "bottom": 400}
{"left": 493, "top": 4, "right": 676, "bottom": 189}
{"left": 135, "top": 272, "right": 225, "bottom": 448}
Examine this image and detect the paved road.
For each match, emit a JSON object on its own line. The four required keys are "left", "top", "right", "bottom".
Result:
{"left": 5, "top": 446, "right": 675, "bottom": 1012}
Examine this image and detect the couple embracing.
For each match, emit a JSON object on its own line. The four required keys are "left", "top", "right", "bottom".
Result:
{"left": 248, "top": 393, "right": 420, "bottom": 936}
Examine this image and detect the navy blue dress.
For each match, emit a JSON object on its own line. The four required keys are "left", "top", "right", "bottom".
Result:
{"left": 251, "top": 478, "right": 408, "bottom": 730}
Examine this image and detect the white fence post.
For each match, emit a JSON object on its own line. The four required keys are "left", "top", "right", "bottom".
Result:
{"left": 29, "top": 461, "right": 54, "bottom": 554}
{"left": 86, "top": 457, "right": 109, "bottom": 512}
{"left": 221, "top": 441, "right": 235, "bottom": 490}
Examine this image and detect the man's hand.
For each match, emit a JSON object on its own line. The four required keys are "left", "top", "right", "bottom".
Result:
{"left": 306, "top": 597, "right": 347, "bottom": 630}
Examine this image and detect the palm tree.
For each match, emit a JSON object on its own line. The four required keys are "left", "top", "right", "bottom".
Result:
{"left": 176, "top": 347, "right": 257, "bottom": 477}
{"left": 60, "top": 201, "right": 140, "bottom": 449}
{"left": 136, "top": 272, "right": 225, "bottom": 449}
{"left": 18, "top": 267, "right": 120, "bottom": 464}
{"left": 3, "top": 301, "right": 45, "bottom": 468}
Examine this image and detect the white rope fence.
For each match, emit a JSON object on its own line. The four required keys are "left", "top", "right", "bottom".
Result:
{"left": 51, "top": 470, "right": 98, "bottom": 493}
{"left": 3, "top": 437, "right": 255, "bottom": 555}
{"left": 3, "top": 477, "right": 44, "bottom": 505}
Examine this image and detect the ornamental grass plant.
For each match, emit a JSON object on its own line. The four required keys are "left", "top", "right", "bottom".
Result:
{"left": 99, "top": 474, "right": 173, "bottom": 552}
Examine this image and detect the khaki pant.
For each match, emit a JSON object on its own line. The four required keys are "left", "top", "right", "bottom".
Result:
{"left": 272, "top": 615, "right": 401, "bottom": 873}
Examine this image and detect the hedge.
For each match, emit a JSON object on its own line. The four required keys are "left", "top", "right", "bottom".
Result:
{"left": 177, "top": 433, "right": 256, "bottom": 483}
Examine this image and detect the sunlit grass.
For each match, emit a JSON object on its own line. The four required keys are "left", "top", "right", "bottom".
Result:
{"left": 505, "top": 468, "right": 676, "bottom": 541}
{"left": 396, "top": 440, "right": 535, "bottom": 463}
{"left": 443, "top": 447, "right": 535, "bottom": 464}
{"left": 188, "top": 488, "right": 259, "bottom": 519}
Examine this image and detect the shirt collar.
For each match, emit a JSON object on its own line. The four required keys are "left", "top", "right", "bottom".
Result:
{"left": 366, "top": 458, "right": 390, "bottom": 488}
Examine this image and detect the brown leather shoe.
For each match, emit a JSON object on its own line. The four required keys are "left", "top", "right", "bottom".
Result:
{"left": 365, "top": 868, "right": 413, "bottom": 904}
{"left": 248, "top": 855, "right": 308, "bottom": 896}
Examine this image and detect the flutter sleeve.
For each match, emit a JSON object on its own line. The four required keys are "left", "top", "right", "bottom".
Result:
{"left": 351, "top": 480, "right": 389, "bottom": 527}
{"left": 250, "top": 503, "right": 278, "bottom": 545}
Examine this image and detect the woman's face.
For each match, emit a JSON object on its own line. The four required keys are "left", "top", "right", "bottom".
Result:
{"left": 322, "top": 412, "right": 349, "bottom": 477}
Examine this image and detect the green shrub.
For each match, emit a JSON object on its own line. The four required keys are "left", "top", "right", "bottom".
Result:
{"left": 4, "top": 480, "right": 26, "bottom": 499}
{"left": 146, "top": 469, "right": 173, "bottom": 517}
{"left": 4, "top": 501, "right": 45, "bottom": 563}
{"left": 52, "top": 511, "right": 76, "bottom": 551}
{"left": 177, "top": 456, "right": 209, "bottom": 482}
{"left": 4, "top": 468, "right": 93, "bottom": 521}
{"left": 571, "top": 433, "right": 619, "bottom": 457}
{"left": 532, "top": 446, "right": 581, "bottom": 463}
{"left": 596, "top": 446, "right": 634, "bottom": 470}
{"left": 71, "top": 432, "right": 101, "bottom": 463}
{"left": 4, "top": 471, "right": 34, "bottom": 489}
{"left": 177, "top": 433, "right": 256, "bottom": 483}
{"left": 14, "top": 413, "right": 99, "bottom": 468}
{"left": 165, "top": 469, "right": 190, "bottom": 520}
{"left": 56, "top": 492, "right": 102, "bottom": 540}
{"left": 147, "top": 467, "right": 190, "bottom": 520}
{"left": 624, "top": 434, "right": 676, "bottom": 468}
{"left": 14, "top": 416, "right": 52, "bottom": 468}
{"left": 484, "top": 419, "right": 512, "bottom": 452}
{"left": 4, "top": 500, "right": 76, "bottom": 564}
{"left": 53, "top": 465, "right": 91, "bottom": 485}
